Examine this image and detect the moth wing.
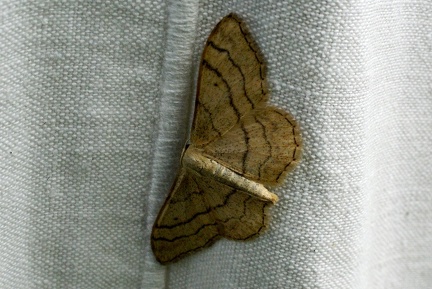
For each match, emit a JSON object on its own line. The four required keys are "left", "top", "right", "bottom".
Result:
{"left": 151, "top": 168, "right": 272, "bottom": 264}
{"left": 191, "top": 14, "right": 268, "bottom": 147}
{"left": 203, "top": 106, "right": 302, "bottom": 186}
{"left": 151, "top": 168, "right": 219, "bottom": 264}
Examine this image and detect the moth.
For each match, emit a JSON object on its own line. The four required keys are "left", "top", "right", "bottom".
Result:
{"left": 151, "top": 13, "right": 302, "bottom": 264}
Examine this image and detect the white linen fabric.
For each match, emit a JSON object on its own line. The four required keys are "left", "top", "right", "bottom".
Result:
{"left": 1, "top": 0, "right": 431, "bottom": 288}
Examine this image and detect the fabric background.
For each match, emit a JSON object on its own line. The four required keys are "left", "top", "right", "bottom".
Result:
{"left": 1, "top": 0, "right": 431, "bottom": 288}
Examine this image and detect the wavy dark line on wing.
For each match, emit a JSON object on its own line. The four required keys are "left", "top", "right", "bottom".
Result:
{"left": 154, "top": 188, "right": 237, "bottom": 229}
{"left": 207, "top": 41, "right": 254, "bottom": 109}
{"left": 241, "top": 121, "right": 250, "bottom": 175}
{"left": 197, "top": 99, "right": 224, "bottom": 138}
{"left": 231, "top": 15, "right": 267, "bottom": 95}
{"left": 255, "top": 116, "right": 272, "bottom": 179}
{"left": 202, "top": 60, "right": 241, "bottom": 121}
{"left": 241, "top": 202, "right": 269, "bottom": 240}
{"left": 162, "top": 234, "right": 221, "bottom": 264}
{"left": 153, "top": 222, "right": 219, "bottom": 242}
{"left": 169, "top": 188, "right": 204, "bottom": 204}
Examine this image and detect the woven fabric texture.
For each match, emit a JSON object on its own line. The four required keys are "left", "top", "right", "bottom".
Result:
{"left": 1, "top": 1, "right": 431, "bottom": 288}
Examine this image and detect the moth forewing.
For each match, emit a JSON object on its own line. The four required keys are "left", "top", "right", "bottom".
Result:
{"left": 191, "top": 14, "right": 268, "bottom": 147}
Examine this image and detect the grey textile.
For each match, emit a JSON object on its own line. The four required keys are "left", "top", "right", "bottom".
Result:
{"left": 1, "top": 0, "right": 431, "bottom": 288}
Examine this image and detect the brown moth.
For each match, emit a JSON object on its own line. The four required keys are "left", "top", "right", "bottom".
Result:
{"left": 151, "top": 13, "right": 302, "bottom": 264}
